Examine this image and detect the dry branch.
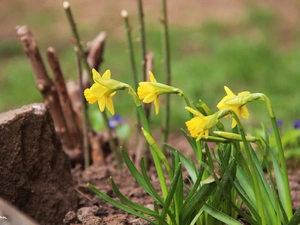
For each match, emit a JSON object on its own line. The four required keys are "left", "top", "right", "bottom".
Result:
{"left": 46, "top": 47, "right": 83, "bottom": 146}
{"left": 87, "top": 32, "right": 106, "bottom": 70}
{"left": 16, "top": 25, "right": 74, "bottom": 149}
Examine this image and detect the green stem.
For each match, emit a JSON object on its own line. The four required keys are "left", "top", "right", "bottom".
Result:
{"left": 231, "top": 111, "right": 266, "bottom": 225}
{"left": 161, "top": 0, "right": 172, "bottom": 148}
{"left": 264, "top": 97, "right": 293, "bottom": 219}
{"left": 64, "top": 2, "right": 118, "bottom": 166}
{"left": 63, "top": 1, "right": 91, "bottom": 80}
{"left": 137, "top": 106, "right": 168, "bottom": 200}
{"left": 103, "top": 111, "right": 122, "bottom": 169}
{"left": 122, "top": 10, "right": 138, "bottom": 90}
{"left": 122, "top": 10, "right": 141, "bottom": 136}
{"left": 258, "top": 94, "right": 292, "bottom": 219}
{"left": 136, "top": 0, "right": 147, "bottom": 81}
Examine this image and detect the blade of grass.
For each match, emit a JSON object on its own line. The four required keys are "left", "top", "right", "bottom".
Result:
{"left": 110, "top": 177, "right": 167, "bottom": 224}
{"left": 140, "top": 157, "right": 164, "bottom": 205}
{"left": 121, "top": 147, "right": 163, "bottom": 203}
{"left": 160, "top": 162, "right": 182, "bottom": 224}
{"left": 87, "top": 183, "right": 157, "bottom": 224}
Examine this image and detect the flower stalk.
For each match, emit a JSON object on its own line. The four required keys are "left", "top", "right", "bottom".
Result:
{"left": 160, "top": 0, "right": 172, "bottom": 148}
{"left": 63, "top": 1, "right": 91, "bottom": 79}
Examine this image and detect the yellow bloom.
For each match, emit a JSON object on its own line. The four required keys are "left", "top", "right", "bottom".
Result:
{"left": 84, "top": 69, "right": 116, "bottom": 115}
{"left": 217, "top": 86, "right": 250, "bottom": 128}
{"left": 138, "top": 71, "right": 179, "bottom": 115}
{"left": 185, "top": 107, "right": 219, "bottom": 141}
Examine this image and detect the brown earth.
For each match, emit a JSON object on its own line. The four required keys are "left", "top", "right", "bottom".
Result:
{"left": 64, "top": 156, "right": 300, "bottom": 225}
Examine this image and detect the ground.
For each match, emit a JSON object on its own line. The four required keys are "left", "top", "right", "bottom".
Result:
{"left": 65, "top": 132, "right": 300, "bottom": 225}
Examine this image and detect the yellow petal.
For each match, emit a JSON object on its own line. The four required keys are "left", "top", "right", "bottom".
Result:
{"left": 102, "top": 70, "right": 111, "bottom": 79}
{"left": 149, "top": 71, "right": 157, "bottom": 82}
{"left": 185, "top": 106, "right": 203, "bottom": 117}
{"left": 143, "top": 93, "right": 157, "bottom": 103}
{"left": 241, "top": 106, "right": 249, "bottom": 118}
{"left": 84, "top": 88, "right": 98, "bottom": 104}
{"left": 98, "top": 97, "right": 106, "bottom": 112}
{"left": 224, "top": 86, "right": 235, "bottom": 96}
{"left": 231, "top": 118, "right": 237, "bottom": 128}
{"left": 106, "top": 96, "right": 115, "bottom": 115}
{"left": 92, "top": 68, "right": 101, "bottom": 80}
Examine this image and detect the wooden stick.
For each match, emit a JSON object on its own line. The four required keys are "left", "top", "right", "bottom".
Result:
{"left": 46, "top": 47, "right": 82, "bottom": 146}
{"left": 16, "top": 25, "right": 74, "bottom": 149}
{"left": 87, "top": 32, "right": 106, "bottom": 70}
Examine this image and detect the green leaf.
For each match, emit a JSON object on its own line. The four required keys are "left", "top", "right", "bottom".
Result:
{"left": 165, "top": 143, "right": 197, "bottom": 183}
{"left": 87, "top": 183, "right": 157, "bottom": 224}
{"left": 203, "top": 203, "right": 242, "bottom": 225}
{"left": 180, "top": 129, "right": 197, "bottom": 153}
{"left": 140, "top": 157, "right": 164, "bottom": 205}
{"left": 286, "top": 207, "right": 300, "bottom": 225}
{"left": 110, "top": 177, "right": 167, "bottom": 224}
{"left": 121, "top": 148, "right": 163, "bottom": 203}
{"left": 180, "top": 181, "right": 217, "bottom": 224}
{"left": 160, "top": 162, "right": 182, "bottom": 224}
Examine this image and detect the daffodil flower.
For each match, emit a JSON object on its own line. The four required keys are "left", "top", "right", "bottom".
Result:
{"left": 137, "top": 72, "right": 180, "bottom": 115}
{"left": 217, "top": 86, "right": 250, "bottom": 128}
{"left": 185, "top": 107, "right": 219, "bottom": 141}
{"left": 84, "top": 69, "right": 116, "bottom": 115}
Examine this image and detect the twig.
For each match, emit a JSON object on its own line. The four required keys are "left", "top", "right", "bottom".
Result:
{"left": 75, "top": 47, "right": 90, "bottom": 170}
{"left": 121, "top": 10, "right": 138, "bottom": 89}
{"left": 136, "top": 0, "right": 147, "bottom": 81}
{"left": 160, "top": 0, "right": 172, "bottom": 148}
{"left": 87, "top": 32, "right": 106, "bottom": 70}
{"left": 63, "top": 1, "right": 91, "bottom": 82}
{"left": 16, "top": 25, "right": 74, "bottom": 150}
{"left": 121, "top": 9, "right": 142, "bottom": 149}
{"left": 46, "top": 47, "right": 82, "bottom": 146}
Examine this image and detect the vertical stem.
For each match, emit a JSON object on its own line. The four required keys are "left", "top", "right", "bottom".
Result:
{"left": 161, "top": 0, "right": 172, "bottom": 147}
{"left": 103, "top": 111, "right": 123, "bottom": 169}
{"left": 64, "top": 1, "right": 118, "bottom": 166}
{"left": 122, "top": 10, "right": 141, "bottom": 131}
{"left": 136, "top": 0, "right": 147, "bottom": 81}
{"left": 63, "top": 1, "right": 91, "bottom": 80}
{"left": 122, "top": 10, "right": 138, "bottom": 89}
{"left": 137, "top": 106, "right": 168, "bottom": 200}
{"left": 271, "top": 117, "right": 293, "bottom": 219}
{"left": 262, "top": 94, "right": 292, "bottom": 219}
{"left": 75, "top": 47, "right": 90, "bottom": 169}
{"left": 232, "top": 112, "right": 266, "bottom": 225}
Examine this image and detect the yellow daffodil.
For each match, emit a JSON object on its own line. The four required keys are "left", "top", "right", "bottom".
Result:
{"left": 185, "top": 107, "right": 219, "bottom": 141}
{"left": 137, "top": 72, "right": 179, "bottom": 115}
{"left": 217, "top": 86, "right": 250, "bottom": 128}
{"left": 84, "top": 69, "right": 116, "bottom": 115}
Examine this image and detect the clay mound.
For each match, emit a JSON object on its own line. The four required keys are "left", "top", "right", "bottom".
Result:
{"left": 0, "top": 103, "right": 78, "bottom": 225}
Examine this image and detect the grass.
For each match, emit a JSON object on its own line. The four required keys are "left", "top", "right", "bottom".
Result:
{"left": 1, "top": 4, "right": 300, "bottom": 133}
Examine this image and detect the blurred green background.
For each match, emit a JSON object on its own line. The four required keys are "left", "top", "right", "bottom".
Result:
{"left": 1, "top": 0, "right": 300, "bottom": 131}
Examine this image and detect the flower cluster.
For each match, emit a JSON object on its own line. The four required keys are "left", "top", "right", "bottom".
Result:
{"left": 84, "top": 69, "right": 253, "bottom": 141}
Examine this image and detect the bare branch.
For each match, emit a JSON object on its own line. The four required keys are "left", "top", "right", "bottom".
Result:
{"left": 46, "top": 47, "right": 83, "bottom": 146}
{"left": 87, "top": 32, "right": 106, "bottom": 70}
{"left": 16, "top": 25, "right": 74, "bottom": 149}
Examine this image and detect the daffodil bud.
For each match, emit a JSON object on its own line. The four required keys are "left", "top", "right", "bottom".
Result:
{"left": 213, "top": 131, "right": 258, "bottom": 142}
